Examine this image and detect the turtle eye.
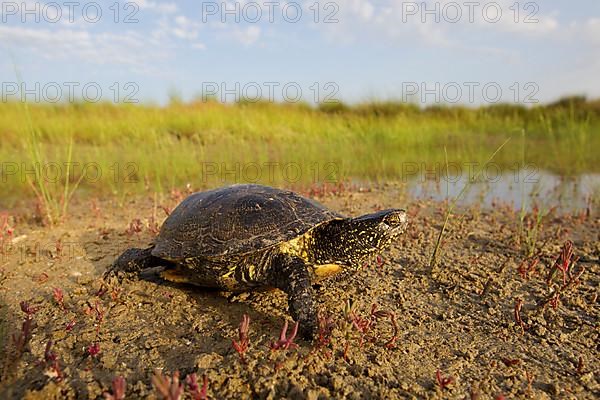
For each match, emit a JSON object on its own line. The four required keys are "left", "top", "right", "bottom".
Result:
{"left": 384, "top": 211, "right": 406, "bottom": 226}
{"left": 384, "top": 214, "right": 399, "bottom": 224}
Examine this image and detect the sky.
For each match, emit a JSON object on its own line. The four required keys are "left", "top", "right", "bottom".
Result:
{"left": 1, "top": 0, "right": 599, "bottom": 106}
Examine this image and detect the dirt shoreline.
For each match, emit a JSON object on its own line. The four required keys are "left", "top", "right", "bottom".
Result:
{"left": 0, "top": 185, "right": 598, "bottom": 399}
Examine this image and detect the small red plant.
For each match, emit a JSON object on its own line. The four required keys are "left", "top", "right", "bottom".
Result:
{"left": 349, "top": 304, "right": 398, "bottom": 348}
{"left": 148, "top": 216, "right": 160, "bottom": 235}
{"left": 12, "top": 301, "right": 37, "bottom": 357}
{"left": 514, "top": 298, "right": 527, "bottom": 333}
{"left": 0, "top": 213, "right": 14, "bottom": 252}
{"left": 53, "top": 287, "right": 65, "bottom": 310}
{"left": 435, "top": 369, "right": 454, "bottom": 390}
{"left": 110, "top": 287, "right": 123, "bottom": 301}
{"left": 84, "top": 301, "right": 105, "bottom": 357}
{"left": 35, "top": 272, "right": 49, "bottom": 283}
{"left": 370, "top": 304, "right": 399, "bottom": 348}
{"left": 0, "top": 213, "right": 14, "bottom": 235}
{"left": 349, "top": 312, "right": 371, "bottom": 347}
{"left": 549, "top": 240, "right": 579, "bottom": 285}
{"left": 549, "top": 292, "right": 561, "bottom": 309}
{"left": 66, "top": 319, "right": 76, "bottom": 331}
{"left": 186, "top": 373, "right": 208, "bottom": 400}
{"left": 500, "top": 357, "right": 521, "bottom": 367}
{"left": 525, "top": 369, "right": 534, "bottom": 394}
{"left": 270, "top": 320, "right": 299, "bottom": 351}
{"left": 576, "top": 356, "right": 584, "bottom": 375}
{"left": 96, "top": 284, "right": 109, "bottom": 298}
{"left": 231, "top": 314, "right": 250, "bottom": 362}
{"left": 91, "top": 199, "right": 102, "bottom": 219}
{"left": 42, "top": 340, "right": 63, "bottom": 381}
{"left": 20, "top": 301, "right": 38, "bottom": 316}
{"left": 518, "top": 257, "right": 539, "bottom": 280}
{"left": 316, "top": 314, "right": 335, "bottom": 349}
{"left": 104, "top": 376, "right": 126, "bottom": 400}
{"left": 126, "top": 219, "right": 143, "bottom": 236}
{"left": 92, "top": 301, "right": 105, "bottom": 323}
{"left": 55, "top": 239, "right": 63, "bottom": 258}
{"left": 152, "top": 370, "right": 184, "bottom": 400}
{"left": 170, "top": 188, "right": 183, "bottom": 203}
{"left": 87, "top": 342, "right": 101, "bottom": 358}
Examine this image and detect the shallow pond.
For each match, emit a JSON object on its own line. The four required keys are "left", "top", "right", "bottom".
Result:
{"left": 407, "top": 170, "right": 599, "bottom": 213}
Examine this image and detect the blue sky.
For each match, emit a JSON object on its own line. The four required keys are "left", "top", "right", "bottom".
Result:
{"left": 1, "top": 0, "right": 599, "bottom": 105}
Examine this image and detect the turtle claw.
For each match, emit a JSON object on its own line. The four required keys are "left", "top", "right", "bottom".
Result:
{"left": 298, "top": 321, "right": 318, "bottom": 341}
{"left": 286, "top": 285, "right": 318, "bottom": 340}
{"left": 102, "top": 267, "right": 138, "bottom": 284}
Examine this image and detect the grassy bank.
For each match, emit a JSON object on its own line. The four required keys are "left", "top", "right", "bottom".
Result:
{"left": 1, "top": 97, "right": 599, "bottom": 207}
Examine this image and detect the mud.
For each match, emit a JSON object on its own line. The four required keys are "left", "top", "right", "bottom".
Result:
{"left": 0, "top": 184, "right": 598, "bottom": 399}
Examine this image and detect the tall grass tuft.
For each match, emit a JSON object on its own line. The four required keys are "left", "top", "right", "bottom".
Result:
{"left": 14, "top": 65, "right": 83, "bottom": 224}
{"left": 516, "top": 130, "right": 550, "bottom": 256}
{"left": 429, "top": 139, "right": 510, "bottom": 269}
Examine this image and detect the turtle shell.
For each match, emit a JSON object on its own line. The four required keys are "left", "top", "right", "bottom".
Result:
{"left": 151, "top": 184, "right": 344, "bottom": 260}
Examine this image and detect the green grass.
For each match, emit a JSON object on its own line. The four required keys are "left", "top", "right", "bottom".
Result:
{"left": 429, "top": 139, "right": 510, "bottom": 269}
{"left": 0, "top": 97, "right": 599, "bottom": 207}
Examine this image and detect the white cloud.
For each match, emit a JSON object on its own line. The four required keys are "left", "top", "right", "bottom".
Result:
{"left": 172, "top": 15, "right": 200, "bottom": 39}
{"left": 350, "top": 0, "right": 374, "bottom": 20}
{"left": 0, "top": 25, "right": 167, "bottom": 73}
{"left": 132, "top": 0, "right": 178, "bottom": 14}
{"left": 232, "top": 26, "right": 261, "bottom": 46}
{"left": 309, "top": 0, "right": 567, "bottom": 65}
{"left": 584, "top": 18, "right": 600, "bottom": 44}
{"left": 471, "top": 0, "right": 560, "bottom": 37}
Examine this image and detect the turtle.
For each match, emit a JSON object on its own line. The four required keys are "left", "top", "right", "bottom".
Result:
{"left": 106, "top": 184, "right": 408, "bottom": 338}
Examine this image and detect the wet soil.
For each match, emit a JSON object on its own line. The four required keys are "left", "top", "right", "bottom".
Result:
{"left": 0, "top": 184, "right": 598, "bottom": 399}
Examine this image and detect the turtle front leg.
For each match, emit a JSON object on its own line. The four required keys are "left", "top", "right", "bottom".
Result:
{"left": 270, "top": 254, "right": 318, "bottom": 340}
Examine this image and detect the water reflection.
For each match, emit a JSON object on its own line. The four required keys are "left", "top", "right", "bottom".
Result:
{"left": 408, "top": 171, "right": 599, "bottom": 212}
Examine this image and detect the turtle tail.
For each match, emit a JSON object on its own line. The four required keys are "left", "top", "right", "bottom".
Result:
{"left": 104, "top": 247, "right": 160, "bottom": 280}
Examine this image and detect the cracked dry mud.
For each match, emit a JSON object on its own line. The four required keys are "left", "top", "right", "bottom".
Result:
{"left": 0, "top": 185, "right": 598, "bottom": 399}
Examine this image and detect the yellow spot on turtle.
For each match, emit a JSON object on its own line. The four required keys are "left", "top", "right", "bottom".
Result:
{"left": 160, "top": 266, "right": 193, "bottom": 284}
{"left": 248, "top": 265, "right": 256, "bottom": 278}
{"left": 279, "top": 233, "right": 311, "bottom": 262}
{"left": 221, "top": 268, "right": 236, "bottom": 279}
{"left": 313, "top": 263, "right": 343, "bottom": 279}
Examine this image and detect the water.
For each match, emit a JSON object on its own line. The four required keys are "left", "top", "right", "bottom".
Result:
{"left": 408, "top": 171, "right": 599, "bottom": 213}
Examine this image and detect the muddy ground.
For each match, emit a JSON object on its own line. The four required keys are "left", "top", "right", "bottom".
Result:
{"left": 0, "top": 184, "right": 598, "bottom": 399}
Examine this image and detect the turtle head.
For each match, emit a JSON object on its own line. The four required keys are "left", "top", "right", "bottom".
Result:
{"left": 343, "top": 209, "right": 408, "bottom": 265}
{"left": 349, "top": 209, "right": 408, "bottom": 251}
{"left": 312, "top": 209, "right": 408, "bottom": 267}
